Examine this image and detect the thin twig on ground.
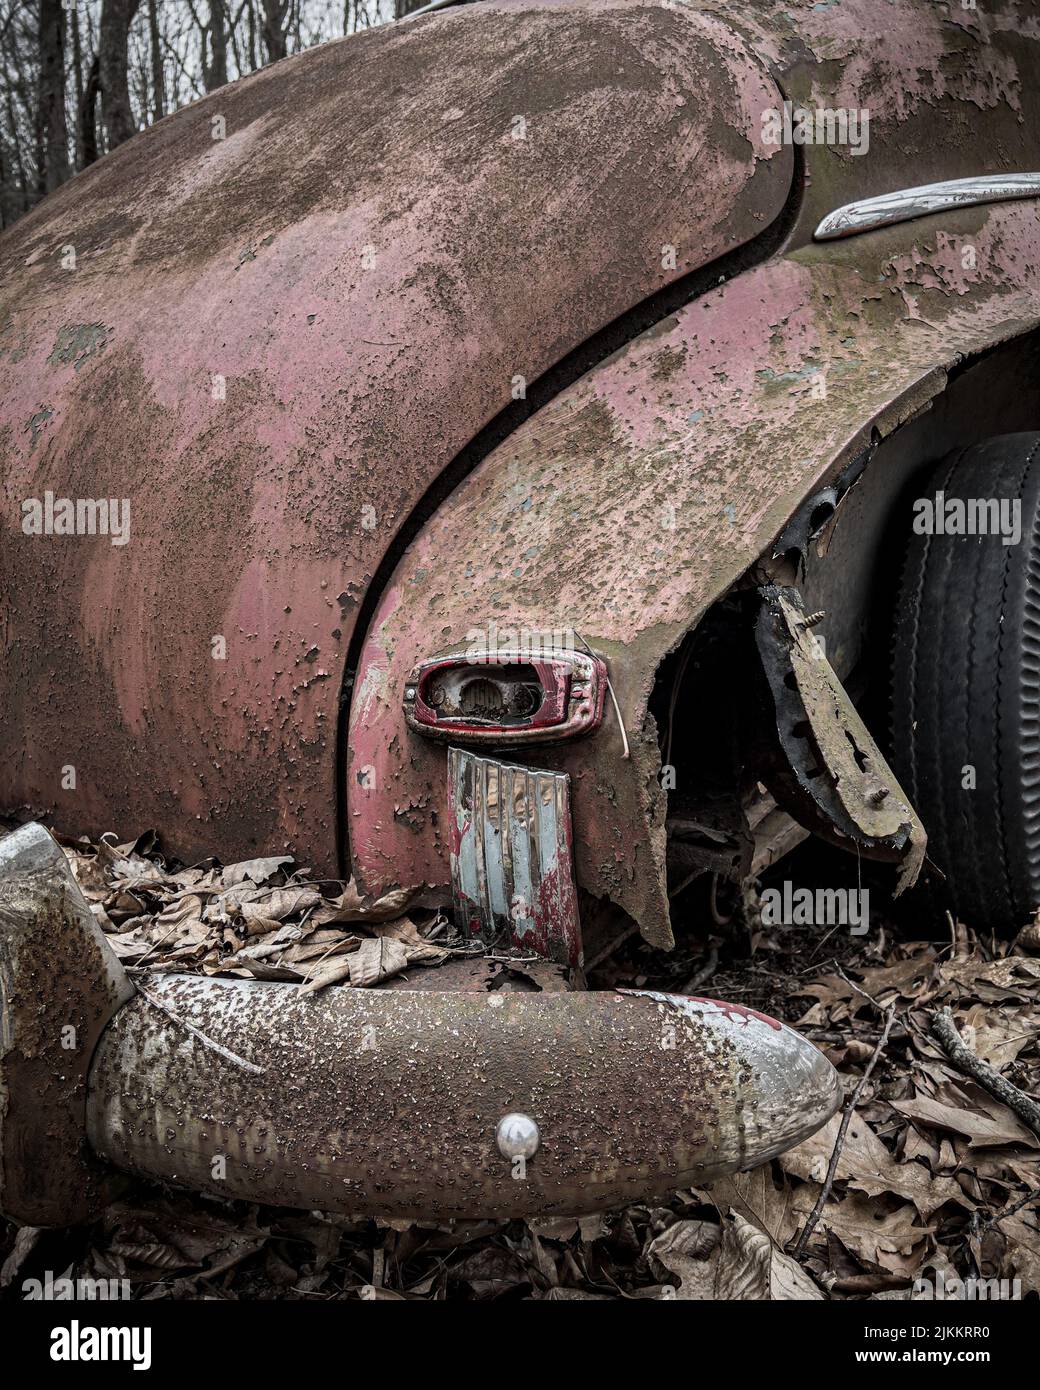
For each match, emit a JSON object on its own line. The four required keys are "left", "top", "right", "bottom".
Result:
{"left": 981, "top": 1186, "right": 1040, "bottom": 1231}
{"left": 681, "top": 946, "right": 719, "bottom": 995}
{"left": 790, "top": 1003, "right": 897, "bottom": 1261}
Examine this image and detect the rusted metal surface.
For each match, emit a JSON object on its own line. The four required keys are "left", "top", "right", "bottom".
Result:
{"left": 5, "top": 0, "right": 1040, "bottom": 938}
{"left": 449, "top": 747, "right": 582, "bottom": 968}
{"left": 0, "top": 823, "right": 133, "bottom": 1226}
{"left": 345, "top": 0, "right": 1040, "bottom": 941}
{"left": 347, "top": 190, "right": 1040, "bottom": 944}
{"left": 0, "top": 0, "right": 791, "bottom": 872}
{"left": 701, "top": 0, "right": 1040, "bottom": 248}
{"left": 752, "top": 586, "right": 926, "bottom": 892}
{"left": 86, "top": 976, "right": 841, "bottom": 1219}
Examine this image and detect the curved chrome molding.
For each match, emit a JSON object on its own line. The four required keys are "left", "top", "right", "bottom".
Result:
{"left": 399, "top": 0, "right": 466, "bottom": 19}
{"left": 814, "top": 173, "right": 1040, "bottom": 241}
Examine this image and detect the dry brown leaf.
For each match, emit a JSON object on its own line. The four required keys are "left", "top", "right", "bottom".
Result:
{"left": 236, "top": 884, "right": 321, "bottom": 925}
{"left": 856, "top": 951, "right": 937, "bottom": 1000}
{"left": 280, "top": 930, "right": 358, "bottom": 964}
{"left": 940, "top": 955, "right": 1040, "bottom": 999}
{"left": 646, "top": 1220, "right": 721, "bottom": 1299}
{"left": 781, "top": 1112, "right": 970, "bottom": 1218}
{"left": 958, "top": 1004, "right": 1036, "bottom": 1070}
{"left": 891, "top": 1095, "right": 1039, "bottom": 1149}
{"left": 105, "top": 929, "right": 154, "bottom": 961}
{"left": 790, "top": 1187, "right": 933, "bottom": 1266}
{"left": 299, "top": 956, "right": 356, "bottom": 994}
{"left": 155, "top": 894, "right": 205, "bottom": 930}
{"left": 311, "top": 881, "right": 418, "bottom": 924}
{"left": 715, "top": 1215, "right": 824, "bottom": 1300}
{"left": 221, "top": 855, "right": 294, "bottom": 887}
{"left": 527, "top": 1216, "right": 580, "bottom": 1242}
{"left": 0, "top": 1225, "right": 43, "bottom": 1288}
{"left": 235, "top": 959, "right": 306, "bottom": 982}
{"left": 1000, "top": 1214, "right": 1040, "bottom": 1294}
{"left": 348, "top": 936, "right": 410, "bottom": 987}
{"left": 229, "top": 923, "right": 306, "bottom": 961}
{"left": 709, "top": 1165, "right": 800, "bottom": 1246}
{"left": 370, "top": 918, "right": 449, "bottom": 964}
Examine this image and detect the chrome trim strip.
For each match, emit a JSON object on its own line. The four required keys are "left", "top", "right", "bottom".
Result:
{"left": 814, "top": 173, "right": 1040, "bottom": 241}
{"left": 398, "top": 0, "right": 465, "bottom": 20}
{"left": 448, "top": 746, "right": 582, "bottom": 967}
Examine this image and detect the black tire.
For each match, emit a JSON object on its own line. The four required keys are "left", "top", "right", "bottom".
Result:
{"left": 890, "top": 432, "right": 1040, "bottom": 935}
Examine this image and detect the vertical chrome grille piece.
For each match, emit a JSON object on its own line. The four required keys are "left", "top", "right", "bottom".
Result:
{"left": 448, "top": 746, "right": 582, "bottom": 968}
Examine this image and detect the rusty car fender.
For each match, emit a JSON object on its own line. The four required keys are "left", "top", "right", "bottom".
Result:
{"left": 344, "top": 0, "right": 1040, "bottom": 943}
{"left": 348, "top": 197, "right": 1040, "bottom": 946}
{"left": 0, "top": 0, "right": 790, "bottom": 872}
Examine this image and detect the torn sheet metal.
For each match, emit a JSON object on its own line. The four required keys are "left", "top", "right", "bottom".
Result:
{"left": 771, "top": 447, "right": 873, "bottom": 573}
{"left": 449, "top": 747, "right": 582, "bottom": 968}
{"left": 753, "top": 586, "right": 926, "bottom": 892}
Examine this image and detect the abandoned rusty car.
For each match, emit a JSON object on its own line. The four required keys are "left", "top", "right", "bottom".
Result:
{"left": 2, "top": 0, "right": 1040, "bottom": 1224}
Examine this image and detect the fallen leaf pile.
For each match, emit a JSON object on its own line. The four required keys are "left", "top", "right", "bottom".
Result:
{"left": 58, "top": 829, "right": 454, "bottom": 992}
{"left": 0, "top": 826, "right": 1038, "bottom": 1300}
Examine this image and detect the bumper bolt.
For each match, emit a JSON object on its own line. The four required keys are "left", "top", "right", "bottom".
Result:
{"left": 496, "top": 1112, "right": 539, "bottom": 1162}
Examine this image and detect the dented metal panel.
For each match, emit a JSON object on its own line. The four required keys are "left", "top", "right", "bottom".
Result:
{"left": 0, "top": 0, "right": 791, "bottom": 871}
{"left": 449, "top": 747, "right": 582, "bottom": 968}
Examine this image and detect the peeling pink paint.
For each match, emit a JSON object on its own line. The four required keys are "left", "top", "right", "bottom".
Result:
{"left": 0, "top": 0, "right": 789, "bottom": 869}
{"left": 348, "top": 199, "right": 1040, "bottom": 942}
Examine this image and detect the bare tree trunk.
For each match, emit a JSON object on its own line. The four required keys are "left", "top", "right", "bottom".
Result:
{"left": 4, "top": 88, "right": 30, "bottom": 214}
{"left": 0, "top": 139, "right": 8, "bottom": 230}
{"left": 81, "top": 53, "right": 100, "bottom": 167}
{"left": 248, "top": 1, "right": 258, "bottom": 69}
{"left": 37, "top": 0, "right": 70, "bottom": 192}
{"left": 207, "top": 1, "right": 228, "bottom": 90}
{"left": 228, "top": 0, "right": 247, "bottom": 79}
{"left": 260, "top": 0, "right": 289, "bottom": 63}
{"left": 71, "top": 5, "right": 86, "bottom": 168}
{"left": 147, "top": 0, "right": 164, "bottom": 121}
{"left": 99, "top": 0, "right": 141, "bottom": 152}
{"left": 394, "top": 0, "right": 428, "bottom": 15}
